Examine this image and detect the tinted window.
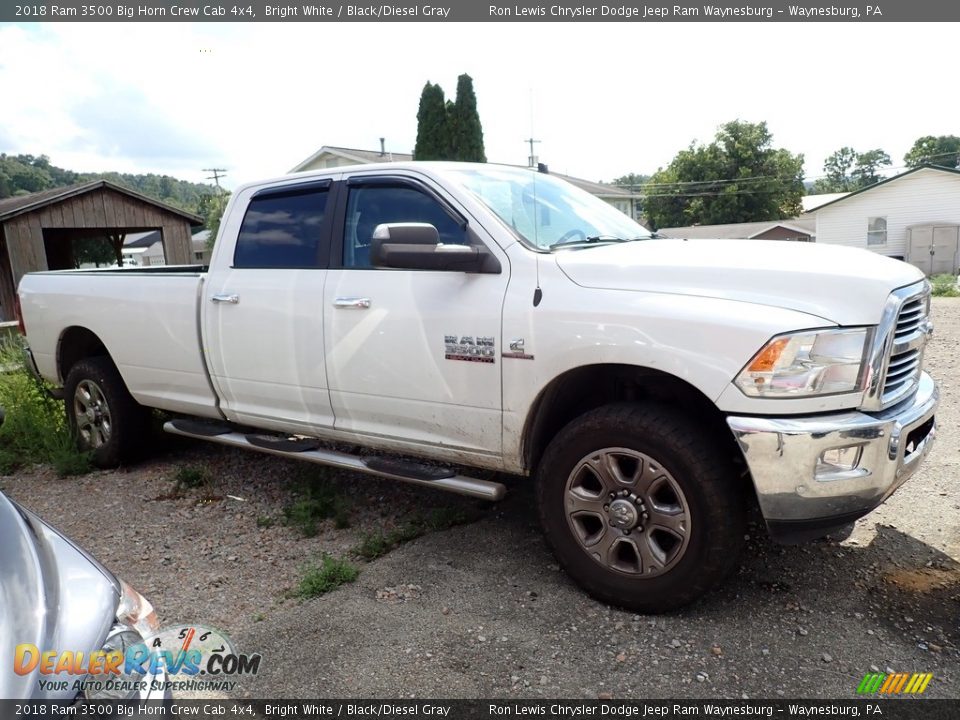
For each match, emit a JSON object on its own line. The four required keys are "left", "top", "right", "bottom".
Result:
{"left": 343, "top": 185, "right": 466, "bottom": 268}
{"left": 234, "top": 188, "right": 328, "bottom": 268}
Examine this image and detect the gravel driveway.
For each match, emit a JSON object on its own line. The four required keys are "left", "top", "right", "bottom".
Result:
{"left": 3, "top": 298, "right": 958, "bottom": 700}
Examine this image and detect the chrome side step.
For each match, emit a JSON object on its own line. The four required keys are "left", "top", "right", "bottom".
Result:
{"left": 163, "top": 421, "right": 506, "bottom": 501}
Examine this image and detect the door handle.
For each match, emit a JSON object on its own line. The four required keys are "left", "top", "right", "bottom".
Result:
{"left": 333, "top": 297, "right": 371, "bottom": 309}
{"left": 210, "top": 294, "right": 240, "bottom": 304}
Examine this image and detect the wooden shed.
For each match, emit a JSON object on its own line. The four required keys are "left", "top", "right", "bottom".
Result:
{"left": 0, "top": 180, "right": 202, "bottom": 321}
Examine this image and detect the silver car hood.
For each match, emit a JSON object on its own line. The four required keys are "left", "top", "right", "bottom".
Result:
{"left": 0, "top": 492, "right": 119, "bottom": 699}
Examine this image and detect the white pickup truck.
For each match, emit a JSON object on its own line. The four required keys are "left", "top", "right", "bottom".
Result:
{"left": 18, "top": 162, "right": 939, "bottom": 612}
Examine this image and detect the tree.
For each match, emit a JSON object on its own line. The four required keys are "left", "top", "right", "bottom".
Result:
{"left": 904, "top": 135, "right": 960, "bottom": 168}
{"left": 413, "top": 82, "right": 450, "bottom": 161}
{"left": 811, "top": 147, "right": 892, "bottom": 193}
{"left": 414, "top": 75, "right": 486, "bottom": 162}
{"left": 850, "top": 149, "right": 891, "bottom": 187}
{"left": 449, "top": 74, "right": 486, "bottom": 162}
{"left": 642, "top": 120, "right": 804, "bottom": 229}
{"left": 198, "top": 191, "right": 231, "bottom": 249}
{"left": 811, "top": 147, "right": 858, "bottom": 193}
{"left": 612, "top": 173, "right": 650, "bottom": 190}
{"left": 73, "top": 237, "right": 117, "bottom": 268}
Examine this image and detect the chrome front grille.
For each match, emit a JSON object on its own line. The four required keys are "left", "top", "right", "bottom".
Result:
{"left": 880, "top": 286, "right": 930, "bottom": 407}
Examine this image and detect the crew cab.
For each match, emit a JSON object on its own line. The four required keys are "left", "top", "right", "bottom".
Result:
{"left": 17, "top": 162, "right": 939, "bottom": 611}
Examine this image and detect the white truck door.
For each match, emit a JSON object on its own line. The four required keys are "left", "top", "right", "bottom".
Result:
{"left": 203, "top": 179, "right": 336, "bottom": 433}
{"left": 323, "top": 175, "right": 508, "bottom": 457}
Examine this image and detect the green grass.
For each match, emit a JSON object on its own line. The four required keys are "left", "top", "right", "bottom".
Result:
{"left": 174, "top": 465, "right": 209, "bottom": 489}
{"left": 284, "top": 468, "right": 351, "bottom": 536}
{"left": 297, "top": 554, "right": 360, "bottom": 598}
{"left": 256, "top": 515, "right": 275, "bottom": 528}
{"left": 0, "top": 341, "right": 91, "bottom": 476}
{"left": 352, "top": 505, "right": 482, "bottom": 561}
{"left": 930, "top": 273, "right": 960, "bottom": 297}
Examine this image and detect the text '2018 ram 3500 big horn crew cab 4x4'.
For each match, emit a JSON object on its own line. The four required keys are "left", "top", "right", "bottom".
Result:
{"left": 18, "top": 162, "right": 938, "bottom": 612}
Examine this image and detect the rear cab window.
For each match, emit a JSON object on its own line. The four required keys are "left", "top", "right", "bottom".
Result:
{"left": 233, "top": 181, "right": 331, "bottom": 269}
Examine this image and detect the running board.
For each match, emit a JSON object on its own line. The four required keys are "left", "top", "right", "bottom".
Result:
{"left": 163, "top": 421, "right": 506, "bottom": 501}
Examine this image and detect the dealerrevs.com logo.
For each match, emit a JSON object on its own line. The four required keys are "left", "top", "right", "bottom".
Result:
{"left": 15, "top": 624, "right": 261, "bottom": 696}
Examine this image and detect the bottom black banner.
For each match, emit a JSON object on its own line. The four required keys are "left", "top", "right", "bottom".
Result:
{"left": 3, "top": 699, "right": 957, "bottom": 720}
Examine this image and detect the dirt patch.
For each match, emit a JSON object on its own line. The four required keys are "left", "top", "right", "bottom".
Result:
{"left": 882, "top": 566, "right": 960, "bottom": 594}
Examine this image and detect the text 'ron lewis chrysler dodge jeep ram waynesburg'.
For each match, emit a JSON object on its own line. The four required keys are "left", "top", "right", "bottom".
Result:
{"left": 17, "top": 162, "right": 938, "bottom": 612}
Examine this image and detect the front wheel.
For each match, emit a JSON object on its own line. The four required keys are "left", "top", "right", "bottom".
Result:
{"left": 65, "top": 357, "right": 150, "bottom": 467}
{"left": 536, "top": 403, "right": 745, "bottom": 613}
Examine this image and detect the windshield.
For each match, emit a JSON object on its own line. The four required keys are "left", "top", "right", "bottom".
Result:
{"left": 443, "top": 166, "right": 651, "bottom": 251}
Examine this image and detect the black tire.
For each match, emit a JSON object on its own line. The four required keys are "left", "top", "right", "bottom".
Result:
{"left": 64, "top": 357, "right": 150, "bottom": 468}
{"left": 535, "top": 402, "right": 745, "bottom": 613}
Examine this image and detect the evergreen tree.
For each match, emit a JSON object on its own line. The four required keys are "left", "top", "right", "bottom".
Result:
{"left": 450, "top": 74, "right": 486, "bottom": 162}
{"left": 413, "top": 82, "right": 450, "bottom": 161}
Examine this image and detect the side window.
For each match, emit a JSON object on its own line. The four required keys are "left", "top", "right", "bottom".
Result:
{"left": 867, "top": 216, "right": 887, "bottom": 247}
{"left": 343, "top": 185, "right": 466, "bottom": 268}
{"left": 234, "top": 187, "right": 328, "bottom": 268}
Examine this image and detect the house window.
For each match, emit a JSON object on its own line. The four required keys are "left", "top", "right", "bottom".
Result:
{"left": 867, "top": 217, "right": 887, "bottom": 246}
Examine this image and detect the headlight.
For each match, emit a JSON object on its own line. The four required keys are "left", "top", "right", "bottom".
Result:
{"left": 83, "top": 580, "right": 161, "bottom": 701}
{"left": 735, "top": 328, "right": 869, "bottom": 398}
{"left": 115, "top": 579, "right": 159, "bottom": 637}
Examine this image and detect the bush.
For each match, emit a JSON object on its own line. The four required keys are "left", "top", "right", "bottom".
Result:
{"left": 297, "top": 554, "right": 360, "bottom": 598}
{"left": 0, "top": 341, "right": 91, "bottom": 476}
{"left": 930, "top": 274, "right": 959, "bottom": 297}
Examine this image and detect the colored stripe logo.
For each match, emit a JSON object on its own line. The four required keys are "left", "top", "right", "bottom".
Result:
{"left": 857, "top": 672, "right": 933, "bottom": 694}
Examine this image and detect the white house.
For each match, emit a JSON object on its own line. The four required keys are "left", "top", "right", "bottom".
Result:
{"left": 122, "top": 229, "right": 212, "bottom": 266}
{"left": 811, "top": 165, "right": 960, "bottom": 276}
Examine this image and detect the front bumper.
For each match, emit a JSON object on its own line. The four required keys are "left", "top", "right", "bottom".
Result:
{"left": 727, "top": 372, "right": 938, "bottom": 543}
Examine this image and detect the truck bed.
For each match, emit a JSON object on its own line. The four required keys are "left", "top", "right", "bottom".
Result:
{"left": 18, "top": 269, "right": 219, "bottom": 418}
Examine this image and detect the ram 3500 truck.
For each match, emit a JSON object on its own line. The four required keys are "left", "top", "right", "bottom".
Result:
{"left": 18, "top": 163, "right": 938, "bottom": 611}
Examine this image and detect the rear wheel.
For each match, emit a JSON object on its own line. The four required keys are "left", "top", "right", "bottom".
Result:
{"left": 65, "top": 357, "right": 150, "bottom": 467}
{"left": 536, "top": 403, "right": 745, "bottom": 612}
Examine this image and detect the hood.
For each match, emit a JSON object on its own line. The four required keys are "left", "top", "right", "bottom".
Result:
{"left": 0, "top": 493, "right": 118, "bottom": 700}
{"left": 555, "top": 239, "right": 925, "bottom": 326}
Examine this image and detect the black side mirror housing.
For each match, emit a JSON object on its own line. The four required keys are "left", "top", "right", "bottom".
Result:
{"left": 370, "top": 223, "right": 499, "bottom": 273}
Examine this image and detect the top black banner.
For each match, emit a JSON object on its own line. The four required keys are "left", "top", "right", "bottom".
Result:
{"left": 4, "top": 0, "right": 960, "bottom": 22}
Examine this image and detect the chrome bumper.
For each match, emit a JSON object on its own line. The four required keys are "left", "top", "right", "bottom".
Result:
{"left": 727, "top": 372, "right": 938, "bottom": 541}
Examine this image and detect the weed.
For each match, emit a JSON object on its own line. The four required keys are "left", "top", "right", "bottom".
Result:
{"left": 174, "top": 465, "right": 209, "bottom": 489}
{"left": 256, "top": 515, "right": 274, "bottom": 528}
{"left": 0, "top": 341, "right": 91, "bottom": 476}
{"left": 297, "top": 554, "right": 360, "bottom": 598}
{"left": 351, "top": 504, "right": 482, "bottom": 560}
{"left": 353, "top": 531, "right": 394, "bottom": 560}
{"left": 284, "top": 468, "right": 351, "bottom": 536}
{"left": 930, "top": 274, "right": 959, "bottom": 297}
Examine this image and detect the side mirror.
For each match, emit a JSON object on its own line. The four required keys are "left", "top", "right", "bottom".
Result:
{"left": 370, "top": 223, "right": 493, "bottom": 272}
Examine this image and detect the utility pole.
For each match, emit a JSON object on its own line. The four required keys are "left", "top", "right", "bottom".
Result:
{"left": 524, "top": 138, "right": 540, "bottom": 168}
{"left": 203, "top": 168, "right": 228, "bottom": 194}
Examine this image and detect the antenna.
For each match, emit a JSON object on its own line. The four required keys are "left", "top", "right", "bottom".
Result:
{"left": 524, "top": 137, "right": 541, "bottom": 169}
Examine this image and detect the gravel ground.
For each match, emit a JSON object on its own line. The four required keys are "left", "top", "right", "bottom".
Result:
{"left": 3, "top": 298, "right": 958, "bottom": 699}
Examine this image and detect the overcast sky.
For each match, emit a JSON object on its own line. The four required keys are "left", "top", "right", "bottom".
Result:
{"left": 0, "top": 22, "right": 954, "bottom": 190}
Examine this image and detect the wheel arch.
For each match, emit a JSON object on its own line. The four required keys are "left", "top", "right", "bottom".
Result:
{"left": 521, "top": 364, "right": 746, "bottom": 481}
{"left": 57, "top": 326, "right": 112, "bottom": 384}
